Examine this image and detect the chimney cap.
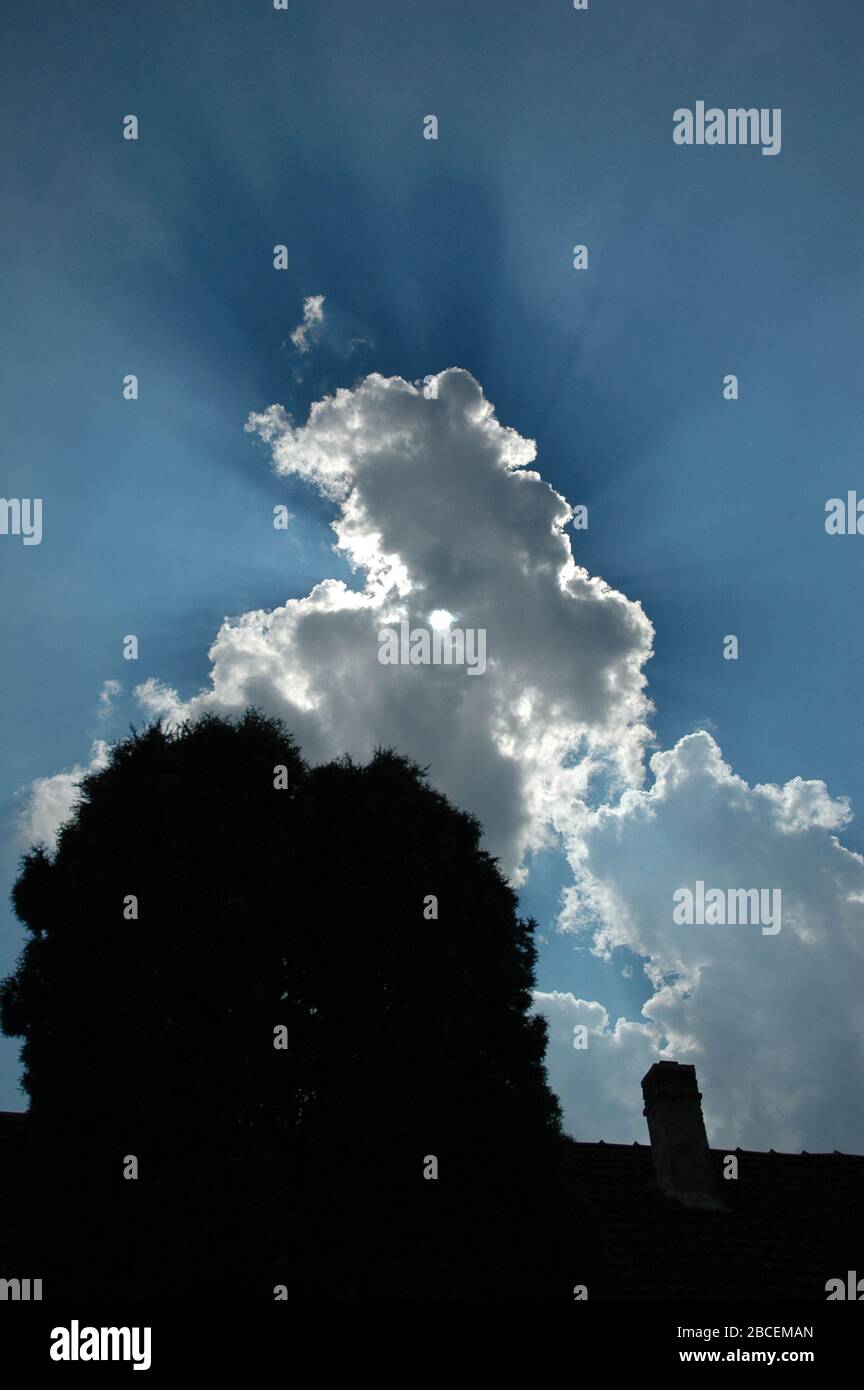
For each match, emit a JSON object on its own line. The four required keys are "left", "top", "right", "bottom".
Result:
{"left": 641, "top": 1060, "right": 702, "bottom": 1116}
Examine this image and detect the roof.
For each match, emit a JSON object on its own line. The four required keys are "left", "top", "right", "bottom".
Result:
{"left": 562, "top": 1137, "right": 864, "bottom": 1300}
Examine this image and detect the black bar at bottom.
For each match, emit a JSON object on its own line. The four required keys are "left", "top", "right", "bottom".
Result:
{"left": 0, "top": 1300, "right": 859, "bottom": 1377}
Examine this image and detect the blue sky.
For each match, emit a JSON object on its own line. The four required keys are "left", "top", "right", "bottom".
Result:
{"left": 1, "top": 0, "right": 862, "bottom": 1142}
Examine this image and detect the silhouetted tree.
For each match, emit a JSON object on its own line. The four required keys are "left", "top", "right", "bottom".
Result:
{"left": 2, "top": 712, "right": 589, "bottom": 1299}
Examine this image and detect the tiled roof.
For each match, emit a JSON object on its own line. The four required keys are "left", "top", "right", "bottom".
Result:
{"left": 563, "top": 1137, "right": 864, "bottom": 1300}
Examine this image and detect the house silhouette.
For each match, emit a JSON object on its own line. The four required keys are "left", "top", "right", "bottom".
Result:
{"left": 563, "top": 1061, "right": 864, "bottom": 1300}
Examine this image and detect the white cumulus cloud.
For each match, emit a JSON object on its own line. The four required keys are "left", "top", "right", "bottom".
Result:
{"left": 142, "top": 368, "right": 655, "bottom": 881}
{"left": 16, "top": 740, "right": 110, "bottom": 850}
{"left": 97, "top": 678, "right": 122, "bottom": 719}
{"left": 289, "top": 294, "right": 325, "bottom": 353}
{"left": 553, "top": 731, "right": 864, "bottom": 1150}
{"left": 532, "top": 991, "right": 661, "bottom": 1141}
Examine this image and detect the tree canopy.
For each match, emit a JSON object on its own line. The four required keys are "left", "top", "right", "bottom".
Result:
{"left": 2, "top": 711, "right": 588, "bottom": 1298}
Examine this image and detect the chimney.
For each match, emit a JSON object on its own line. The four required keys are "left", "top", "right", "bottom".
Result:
{"left": 641, "top": 1061, "right": 723, "bottom": 1208}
